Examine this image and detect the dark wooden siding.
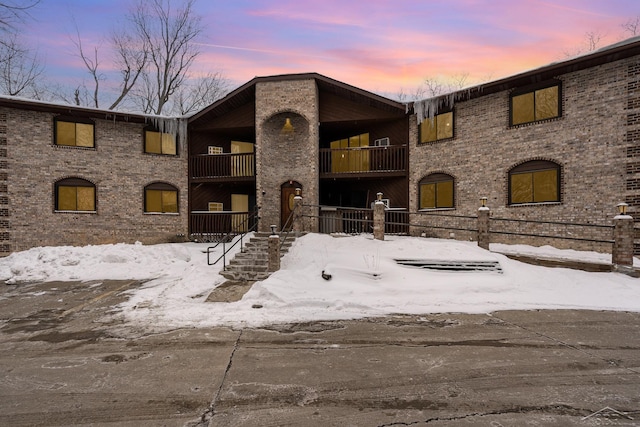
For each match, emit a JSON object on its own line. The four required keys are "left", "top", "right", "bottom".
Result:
{"left": 320, "top": 177, "right": 407, "bottom": 209}
{"left": 319, "top": 92, "right": 404, "bottom": 122}
{"left": 190, "top": 183, "right": 256, "bottom": 212}
{"left": 192, "top": 101, "right": 255, "bottom": 131}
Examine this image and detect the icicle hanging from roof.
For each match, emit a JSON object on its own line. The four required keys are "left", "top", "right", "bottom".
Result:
{"left": 413, "top": 93, "right": 457, "bottom": 125}
{"left": 147, "top": 116, "right": 189, "bottom": 150}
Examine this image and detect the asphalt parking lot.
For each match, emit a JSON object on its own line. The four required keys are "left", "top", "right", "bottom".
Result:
{"left": 1, "top": 279, "right": 639, "bottom": 426}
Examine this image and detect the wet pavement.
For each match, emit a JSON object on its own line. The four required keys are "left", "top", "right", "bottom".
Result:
{"left": 0, "top": 280, "right": 639, "bottom": 426}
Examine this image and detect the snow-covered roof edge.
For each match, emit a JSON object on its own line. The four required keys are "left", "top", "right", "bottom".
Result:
{"left": 411, "top": 35, "right": 640, "bottom": 124}
{"left": 0, "top": 94, "right": 189, "bottom": 136}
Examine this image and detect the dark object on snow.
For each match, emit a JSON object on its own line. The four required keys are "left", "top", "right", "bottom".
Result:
{"left": 321, "top": 271, "right": 332, "bottom": 280}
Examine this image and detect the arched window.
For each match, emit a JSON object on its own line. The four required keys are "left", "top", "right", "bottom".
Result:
{"left": 144, "top": 182, "right": 178, "bottom": 213}
{"left": 419, "top": 173, "right": 454, "bottom": 209}
{"left": 509, "top": 160, "right": 560, "bottom": 204}
{"left": 55, "top": 178, "right": 96, "bottom": 212}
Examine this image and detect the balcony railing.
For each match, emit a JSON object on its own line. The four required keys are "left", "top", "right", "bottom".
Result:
{"left": 320, "top": 145, "right": 407, "bottom": 176}
{"left": 190, "top": 153, "right": 255, "bottom": 180}
{"left": 190, "top": 211, "right": 258, "bottom": 242}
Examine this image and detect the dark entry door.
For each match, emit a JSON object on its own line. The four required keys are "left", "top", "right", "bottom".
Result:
{"left": 281, "top": 181, "right": 302, "bottom": 230}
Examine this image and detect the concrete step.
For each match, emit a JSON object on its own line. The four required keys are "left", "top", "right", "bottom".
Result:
{"left": 220, "top": 270, "right": 271, "bottom": 281}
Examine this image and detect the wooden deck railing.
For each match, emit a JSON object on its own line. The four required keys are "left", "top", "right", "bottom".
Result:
{"left": 190, "top": 153, "right": 255, "bottom": 179}
{"left": 319, "top": 145, "right": 406, "bottom": 175}
{"left": 189, "top": 211, "right": 253, "bottom": 239}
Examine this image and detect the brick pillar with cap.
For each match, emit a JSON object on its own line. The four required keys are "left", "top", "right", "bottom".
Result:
{"left": 478, "top": 197, "right": 490, "bottom": 250}
{"left": 612, "top": 202, "right": 634, "bottom": 268}
{"left": 373, "top": 192, "right": 385, "bottom": 241}
{"left": 268, "top": 225, "right": 280, "bottom": 272}
{"left": 292, "top": 188, "right": 303, "bottom": 234}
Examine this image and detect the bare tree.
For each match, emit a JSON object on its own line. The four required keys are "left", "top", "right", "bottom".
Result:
{"left": 622, "top": 16, "right": 640, "bottom": 37}
{"left": 107, "top": 30, "right": 148, "bottom": 110}
{"left": 67, "top": 0, "right": 217, "bottom": 114}
{"left": 70, "top": 26, "right": 103, "bottom": 108}
{"left": 0, "top": 0, "right": 39, "bottom": 34}
{"left": 564, "top": 31, "right": 606, "bottom": 57}
{"left": 130, "top": 0, "right": 202, "bottom": 115}
{"left": 174, "top": 71, "right": 229, "bottom": 115}
{"left": 0, "top": 17, "right": 43, "bottom": 97}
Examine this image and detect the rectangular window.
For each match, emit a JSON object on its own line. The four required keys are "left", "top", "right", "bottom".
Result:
{"left": 208, "top": 202, "right": 223, "bottom": 211}
{"left": 57, "top": 185, "right": 95, "bottom": 211}
{"left": 511, "top": 83, "right": 560, "bottom": 125}
{"left": 55, "top": 120, "right": 94, "bottom": 148}
{"left": 208, "top": 146, "right": 223, "bottom": 155}
{"left": 330, "top": 133, "right": 370, "bottom": 173}
{"left": 145, "top": 130, "right": 177, "bottom": 155}
{"left": 420, "top": 111, "right": 453, "bottom": 143}
{"left": 145, "top": 189, "right": 178, "bottom": 213}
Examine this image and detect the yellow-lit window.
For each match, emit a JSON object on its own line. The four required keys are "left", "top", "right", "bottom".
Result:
{"left": 511, "top": 84, "right": 560, "bottom": 126}
{"left": 145, "top": 130, "right": 177, "bottom": 155}
{"left": 208, "top": 202, "right": 223, "bottom": 211}
{"left": 509, "top": 161, "right": 560, "bottom": 204}
{"left": 144, "top": 183, "right": 178, "bottom": 213}
{"left": 419, "top": 174, "right": 454, "bottom": 209}
{"left": 329, "top": 133, "right": 370, "bottom": 173}
{"left": 55, "top": 179, "right": 96, "bottom": 211}
{"left": 55, "top": 119, "right": 94, "bottom": 148}
{"left": 419, "top": 111, "right": 453, "bottom": 143}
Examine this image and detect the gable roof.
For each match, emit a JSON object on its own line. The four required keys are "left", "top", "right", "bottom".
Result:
{"left": 188, "top": 72, "right": 406, "bottom": 125}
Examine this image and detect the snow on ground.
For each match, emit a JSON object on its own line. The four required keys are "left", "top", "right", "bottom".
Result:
{"left": 1, "top": 233, "right": 639, "bottom": 330}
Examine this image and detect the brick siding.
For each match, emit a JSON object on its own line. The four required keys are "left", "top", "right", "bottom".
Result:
{"left": 254, "top": 79, "right": 320, "bottom": 233}
{"left": 409, "top": 57, "right": 637, "bottom": 252}
{"left": 4, "top": 108, "right": 188, "bottom": 252}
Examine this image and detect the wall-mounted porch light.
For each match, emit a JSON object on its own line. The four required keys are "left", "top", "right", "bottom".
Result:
{"left": 281, "top": 117, "right": 294, "bottom": 134}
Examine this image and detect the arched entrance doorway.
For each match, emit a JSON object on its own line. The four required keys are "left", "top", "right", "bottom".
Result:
{"left": 281, "top": 180, "right": 302, "bottom": 230}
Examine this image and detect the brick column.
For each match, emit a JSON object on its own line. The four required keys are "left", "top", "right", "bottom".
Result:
{"left": 612, "top": 212, "right": 634, "bottom": 267}
{"left": 292, "top": 188, "right": 303, "bottom": 234}
{"left": 477, "top": 203, "right": 490, "bottom": 250}
{"left": 373, "top": 192, "right": 385, "bottom": 241}
{"left": 268, "top": 226, "right": 280, "bottom": 272}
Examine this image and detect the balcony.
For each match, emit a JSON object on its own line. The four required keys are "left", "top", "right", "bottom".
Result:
{"left": 189, "top": 211, "right": 257, "bottom": 242}
{"left": 190, "top": 153, "right": 255, "bottom": 181}
{"left": 319, "top": 145, "right": 407, "bottom": 178}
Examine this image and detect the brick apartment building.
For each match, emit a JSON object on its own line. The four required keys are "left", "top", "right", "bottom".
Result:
{"left": 0, "top": 36, "right": 639, "bottom": 255}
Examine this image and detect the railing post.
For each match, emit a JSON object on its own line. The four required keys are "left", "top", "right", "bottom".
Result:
{"left": 373, "top": 192, "right": 385, "bottom": 241}
{"left": 293, "top": 188, "right": 303, "bottom": 235}
{"left": 612, "top": 202, "right": 634, "bottom": 270}
{"left": 268, "top": 225, "right": 280, "bottom": 272}
{"left": 478, "top": 197, "right": 490, "bottom": 250}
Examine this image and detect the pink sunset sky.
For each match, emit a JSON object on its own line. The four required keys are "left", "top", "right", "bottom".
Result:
{"left": 21, "top": 0, "right": 640, "bottom": 99}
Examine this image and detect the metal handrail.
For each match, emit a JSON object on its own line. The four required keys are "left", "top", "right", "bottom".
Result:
{"left": 278, "top": 206, "right": 299, "bottom": 252}
{"left": 207, "top": 206, "right": 259, "bottom": 267}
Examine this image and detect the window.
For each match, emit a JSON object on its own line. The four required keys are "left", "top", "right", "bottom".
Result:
{"left": 419, "top": 111, "right": 453, "bottom": 143}
{"left": 208, "top": 202, "right": 223, "bottom": 211}
{"left": 511, "top": 82, "right": 561, "bottom": 126}
{"left": 55, "top": 178, "right": 96, "bottom": 212}
{"left": 208, "top": 146, "right": 223, "bottom": 155}
{"left": 54, "top": 118, "right": 94, "bottom": 148}
{"left": 144, "top": 129, "right": 177, "bottom": 155}
{"left": 330, "top": 133, "right": 370, "bottom": 173}
{"left": 419, "top": 173, "right": 454, "bottom": 209}
{"left": 509, "top": 160, "right": 560, "bottom": 204}
{"left": 145, "top": 183, "right": 178, "bottom": 213}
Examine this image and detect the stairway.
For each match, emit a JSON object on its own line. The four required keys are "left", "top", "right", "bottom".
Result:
{"left": 219, "top": 232, "right": 298, "bottom": 282}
